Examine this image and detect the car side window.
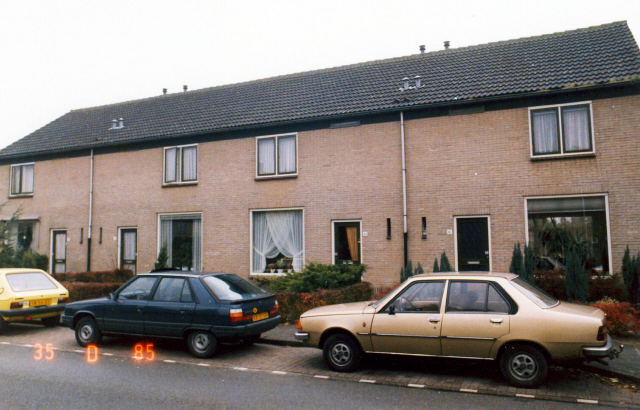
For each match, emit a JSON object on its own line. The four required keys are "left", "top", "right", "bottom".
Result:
{"left": 446, "top": 281, "right": 511, "bottom": 313}
{"left": 153, "top": 278, "right": 193, "bottom": 303}
{"left": 487, "top": 285, "right": 510, "bottom": 313}
{"left": 118, "top": 277, "right": 158, "bottom": 300}
{"left": 388, "top": 281, "right": 445, "bottom": 313}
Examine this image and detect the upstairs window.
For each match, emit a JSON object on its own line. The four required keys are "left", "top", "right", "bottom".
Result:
{"left": 10, "top": 163, "right": 34, "bottom": 195}
{"left": 257, "top": 134, "right": 297, "bottom": 177}
{"left": 164, "top": 145, "right": 197, "bottom": 184}
{"left": 530, "top": 103, "right": 593, "bottom": 157}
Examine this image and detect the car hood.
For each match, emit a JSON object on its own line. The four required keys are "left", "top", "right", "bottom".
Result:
{"left": 301, "top": 301, "right": 371, "bottom": 317}
{"left": 67, "top": 297, "right": 109, "bottom": 306}
{"left": 551, "top": 301, "right": 605, "bottom": 320}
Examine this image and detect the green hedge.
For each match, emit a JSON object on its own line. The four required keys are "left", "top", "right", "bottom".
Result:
{"left": 61, "top": 281, "right": 124, "bottom": 302}
{"left": 276, "top": 282, "right": 373, "bottom": 323}
{"left": 268, "top": 262, "right": 365, "bottom": 293}
{"left": 54, "top": 269, "right": 134, "bottom": 283}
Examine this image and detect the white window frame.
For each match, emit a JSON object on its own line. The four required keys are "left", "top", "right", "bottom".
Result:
{"left": 10, "top": 162, "right": 35, "bottom": 196}
{"left": 118, "top": 226, "right": 138, "bottom": 273}
{"left": 163, "top": 144, "right": 198, "bottom": 185}
{"left": 331, "top": 220, "right": 363, "bottom": 265}
{"left": 528, "top": 101, "right": 595, "bottom": 158}
{"left": 255, "top": 133, "right": 298, "bottom": 178}
{"left": 523, "top": 194, "right": 612, "bottom": 274}
{"left": 453, "top": 215, "right": 492, "bottom": 272}
{"left": 156, "top": 212, "right": 203, "bottom": 271}
{"left": 249, "top": 207, "right": 305, "bottom": 276}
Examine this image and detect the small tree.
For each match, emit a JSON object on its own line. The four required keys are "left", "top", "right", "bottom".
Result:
{"left": 622, "top": 246, "right": 639, "bottom": 304}
{"left": 401, "top": 260, "right": 424, "bottom": 282}
{"left": 154, "top": 245, "right": 169, "bottom": 270}
{"left": 440, "top": 252, "right": 452, "bottom": 272}
{"left": 565, "top": 249, "right": 588, "bottom": 302}
{"left": 433, "top": 258, "right": 439, "bottom": 273}
{"left": 523, "top": 243, "right": 536, "bottom": 284}
{"left": 509, "top": 243, "right": 525, "bottom": 277}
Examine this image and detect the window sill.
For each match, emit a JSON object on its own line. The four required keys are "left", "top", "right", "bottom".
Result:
{"left": 530, "top": 152, "right": 596, "bottom": 162}
{"left": 255, "top": 174, "right": 298, "bottom": 181}
{"left": 250, "top": 272, "right": 287, "bottom": 276}
{"left": 162, "top": 182, "right": 198, "bottom": 188}
{"left": 8, "top": 193, "right": 33, "bottom": 199}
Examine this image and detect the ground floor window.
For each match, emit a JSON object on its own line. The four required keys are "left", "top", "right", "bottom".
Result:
{"left": 159, "top": 214, "right": 201, "bottom": 271}
{"left": 527, "top": 196, "right": 609, "bottom": 273}
{"left": 252, "top": 209, "right": 304, "bottom": 273}
{"left": 333, "top": 221, "right": 361, "bottom": 265}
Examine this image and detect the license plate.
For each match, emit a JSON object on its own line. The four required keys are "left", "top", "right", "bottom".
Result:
{"left": 252, "top": 312, "right": 269, "bottom": 322}
{"left": 30, "top": 299, "right": 51, "bottom": 307}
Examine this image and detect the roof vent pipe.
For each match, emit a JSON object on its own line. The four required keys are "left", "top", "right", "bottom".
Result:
{"left": 403, "top": 77, "right": 410, "bottom": 90}
{"left": 111, "top": 119, "right": 118, "bottom": 129}
{"left": 414, "top": 75, "right": 421, "bottom": 88}
{"left": 163, "top": 88, "right": 167, "bottom": 95}
{"left": 419, "top": 45, "right": 425, "bottom": 54}
{"left": 444, "top": 41, "right": 450, "bottom": 50}
{"left": 183, "top": 85, "right": 188, "bottom": 92}
{"left": 119, "top": 118, "right": 124, "bottom": 128}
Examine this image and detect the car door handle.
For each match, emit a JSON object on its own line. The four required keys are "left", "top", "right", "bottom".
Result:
{"left": 429, "top": 318, "right": 440, "bottom": 323}
{"left": 137, "top": 308, "right": 144, "bottom": 313}
{"left": 181, "top": 310, "right": 188, "bottom": 314}
{"left": 490, "top": 318, "right": 503, "bottom": 324}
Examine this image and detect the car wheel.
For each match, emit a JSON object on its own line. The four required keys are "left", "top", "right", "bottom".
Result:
{"left": 323, "top": 333, "right": 363, "bottom": 372}
{"left": 42, "top": 315, "right": 60, "bottom": 328}
{"left": 500, "top": 344, "right": 548, "bottom": 388}
{"left": 188, "top": 331, "right": 218, "bottom": 358}
{"left": 75, "top": 317, "right": 102, "bottom": 347}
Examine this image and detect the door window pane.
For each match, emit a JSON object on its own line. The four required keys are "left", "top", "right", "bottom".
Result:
{"left": 119, "top": 277, "right": 158, "bottom": 300}
{"left": 487, "top": 285, "right": 510, "bottom": 313}
{"left": 153, "top": 278, "right": 187, "bottom": 302}
{"left": 389, "top": 281, "right": 445, "bottom": 313}
{"left": 446, "top": 281, "right": 488, "bottom": 312}
{"left": 334, "top": 222, "right": 360, "bottom": 264}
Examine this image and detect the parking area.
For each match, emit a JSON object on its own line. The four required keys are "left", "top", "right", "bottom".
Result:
{"left": 2, "top": 323, "right": 639, "bottom": 408}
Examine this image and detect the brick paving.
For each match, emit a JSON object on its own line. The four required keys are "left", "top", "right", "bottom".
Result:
{"left": 2, "top": 323, "right": 639, "bottom": 408}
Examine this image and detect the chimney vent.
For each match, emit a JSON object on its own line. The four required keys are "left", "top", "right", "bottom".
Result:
{"left": 414, "top": 75, "right": 422, "bottom": 88}
{"left": 183, "top": 85, "right": 188, "bottom": 92}
{"left": 110, "top": 119, "right": 118, "bottom": 130}
{"left": 403, "top": 77, "right": 410, "bottom": 90}
{"left": 419, "top": 45, "right": 425, "bottom": 54}
{"left": 163, "top": 88, "right": 167, "bottom": 95}
{"left": 119, "top": 118, "right": 124, "bottom": 128}
{"left": 444, "top": 41, "right": 450, "bottom": 50}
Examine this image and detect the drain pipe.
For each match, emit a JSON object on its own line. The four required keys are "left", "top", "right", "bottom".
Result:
{"left": 87, "top": 149, "right": 94, "bottom": 272}
{"left": 400, "top": 112, "right": 408, "bottom": 267}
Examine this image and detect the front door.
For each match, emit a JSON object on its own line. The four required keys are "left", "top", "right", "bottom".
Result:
{"left": 334, "top": 221, "right": 361, "bottom": 265}
{"left": 370, "top": 281, "right": 445, "bottom": 356}
{"left": 52, "top": 230, "right": 67, "bottom": 274}
{"left": 456, "top": 217, "right": 490, "bottom": 271}
{"left": 120, "top": 228, "right": 137, "bottom": 274}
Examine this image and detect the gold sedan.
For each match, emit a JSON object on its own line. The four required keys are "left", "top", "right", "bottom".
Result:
{"left": 295, "top": 272, "right": 622, "bottom": 387}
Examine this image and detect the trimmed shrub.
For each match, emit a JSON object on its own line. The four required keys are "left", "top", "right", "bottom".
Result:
{"left": 588, "top": 273, "right": 627, "bottom": 303}
{"left": 592, "top": 298, "right": 640, "bottom": 337}
{"left": 54, "top": 269, "right": 134, "bottom": 284}
{"left": 622, "top": 246, "right": 639, "bottom": 304}
{"left": 400, "top": 260, "right": 424, "bottom": 282}
{"left": 269, "top": 262, "right": 365, "bottom": 293}
{"left": 433, "top": 258, "right": 439, "bottom": 273}
{"left": 0, "top": 248, "right": 49, "bottom": 271}
{"left": 276, "top": 282, "right": 374, "bottom": 322}
{"left": 155, "top": 245, "right": 169, "bottom": 270}
{"left": 565, "top": 249, "right": 588, "bottom": 302}
{"left": 439, "top": 252, "right": 452, "bottom": 272}
{"left": 534, "top": 270, "right": 567, "bottom": 300}
{"left": 61, "top": 281, "right": 124, "bottom": 302}
{"left": 523, "top": 244, "right": 536, "bottom": 284}
{"left": 509, "top": 243, "right": 525, "bottom": 277}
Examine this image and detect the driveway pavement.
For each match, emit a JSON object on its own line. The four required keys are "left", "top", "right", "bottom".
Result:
{"left": 2, "top": 323, "right": 639, "bottom": 408}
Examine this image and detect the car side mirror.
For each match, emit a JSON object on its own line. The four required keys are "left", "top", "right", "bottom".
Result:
{"left": 388, "top": 305, "right": 396, "bottom": 315}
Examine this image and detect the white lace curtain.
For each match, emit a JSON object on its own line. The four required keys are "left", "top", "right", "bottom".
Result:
{"left": 562, "top": 106, "right": 590, "bottom": 151}
{"left": 532, "top": 110, "right": 559, "bottom": 154}
{"left": 252, "top": 210, "right": 304, "bottom": 273}
{"left": 278, "top": 136, "right": 296, "bottom": 173}
{"left": 182, "top": 146, "right": 197, "bottom": 181}
{"left": 258, "top": 138, "right": 275, "bottom": 175}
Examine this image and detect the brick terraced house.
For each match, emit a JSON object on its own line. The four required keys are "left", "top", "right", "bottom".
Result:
{"left": 1, "top": 22, "right": 639, "bottom": 287}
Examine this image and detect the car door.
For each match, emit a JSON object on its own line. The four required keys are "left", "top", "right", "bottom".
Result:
{"left": 102, "top": 276, "right": 158, "bottom": 334}
{"left": 440, "top": 280, "right": 511, "bottom": 358}
{"left": 370, "top": 280, "right": 445, "bottom": 356}
{"left": 144, "top": 277, "right": 196, "bottom": 337}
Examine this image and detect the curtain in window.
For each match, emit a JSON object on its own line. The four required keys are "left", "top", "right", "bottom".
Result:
{"left": 258, "top": 139, "right": 275, "bottom": 175}
{"left": 160, "top": 219, "right": 173, "bottom": 266}
{"left": 192, "top": 219, "right": 201, "bottom": 271}
{"left": 532, "top": 110, "right": 559, "bottom": 154}
{"left": 159, "top": 214, "right": 202, "bottom": 271}
{"left": 54, "top": 232, "right": 66, "bottom": 274}
{"left": 123, "top": 231, "right": 136, "bottom": 260}
{"left": 562, "top": 106, "right": 590, "bottom": 152}
{"left": 11, "top": 167, "right": 21, "bottom": 194}
{"left": 22, "top": 165, "right": 34, "bottom": 193}
{"left": 278, "top": 136, "right": 296, "bottom": 173}
{"left": 251, "top": 212, "right": 281, "bottom": 273}
{"left": 182, "top": 147, "right": 197, "bottom": 181}
{"left": 165, "top": 148, "right": 178, "bottom": 182}
{"left": 266, "top": 210, "right": 304, "bottom": 272}
{"left": 346, "top": 227, "right": 359, "bottom": 262}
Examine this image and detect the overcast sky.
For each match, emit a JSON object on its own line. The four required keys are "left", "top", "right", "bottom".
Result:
{"left": 1, "top": 0, "right": 639, "bottom": 150}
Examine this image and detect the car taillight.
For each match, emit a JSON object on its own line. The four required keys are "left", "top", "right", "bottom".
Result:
{"left": 230, "top": 308, "right": 244, "bottom": 322}
{"left": 597, "top": 325, "right": 607, "bottom": 341}
{"left": 10, "top": 301, "right": 24, "bottom": 309}
{"left": 58, "top": 297, "right": 69, "bottom": 304}
{"left": 269, "top": 301, "right": 279, "bottom": 315}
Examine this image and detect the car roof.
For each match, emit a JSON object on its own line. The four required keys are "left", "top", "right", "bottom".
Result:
{"left": 409, "top": 271, "right": 518, "bottom": 281}
{"left": 137, "top": 271, "right": 235, "bottom": 278}
{"left": 0, "top": 268, "right": 48, "bottom": 274}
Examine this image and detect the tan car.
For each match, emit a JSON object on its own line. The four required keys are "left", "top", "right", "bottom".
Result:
{"left": 295, "top": 272, "right": 623, "bottom": 387}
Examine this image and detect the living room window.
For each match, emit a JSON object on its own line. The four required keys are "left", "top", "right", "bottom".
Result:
{"left": 159, "top": 213, "right": 202, "bottom": 271}
{"left": 164, "top": 145, "right": 197, "bottom": 184}
{"left": 529, "top": 102, "right": 593, "bottom": 157}
{"left": 256, "top": 134, "right": 297, "bottom": 177}
{"left": 10, "top": 163, "right": 34, "bottom": 195}
{"left": 251, "top": 209, "right": 304, "bottom": 274}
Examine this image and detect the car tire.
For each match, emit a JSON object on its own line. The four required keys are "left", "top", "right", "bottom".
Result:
{"left": 323, "top": 333, "right": 363, "bottom": 372}
{"left": 500, "top": 344, "right": 548, "bottom": 388}
{"left": 188, "top": 331, "right": 218, "bottom": 358}
{"left": 42, "top": 315, "right": 60, "bottom": 328}
{"left": 75, "top": 317, "right": 102, "bottom": 347}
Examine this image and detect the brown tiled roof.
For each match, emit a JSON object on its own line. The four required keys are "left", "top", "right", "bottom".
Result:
{"left": 2, "top": 21, "right": 639, "bottom": 158}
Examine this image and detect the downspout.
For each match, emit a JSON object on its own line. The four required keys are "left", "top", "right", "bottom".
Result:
{"left": 400, "top": 112, "right": 408, "bottom": 267}
{"left": 87, "top": 149, "right": 94, "bottom": 272}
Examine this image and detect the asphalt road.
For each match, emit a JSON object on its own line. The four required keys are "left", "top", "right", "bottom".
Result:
{"left": 0, "top": 343, "right": 622, "bottom": 410}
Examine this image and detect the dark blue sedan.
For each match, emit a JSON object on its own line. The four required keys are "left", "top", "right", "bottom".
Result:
{"left": 61, "top": 270, "right": 281, "bottom": 358}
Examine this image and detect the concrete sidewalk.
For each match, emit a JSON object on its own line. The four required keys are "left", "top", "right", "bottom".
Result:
{"left": 260, "top": 324, "right": 640, "bottom": 384}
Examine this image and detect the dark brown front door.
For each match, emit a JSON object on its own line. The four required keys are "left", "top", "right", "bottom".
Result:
{"left": 456, "top": 218, "right": 490, "bottom": 271}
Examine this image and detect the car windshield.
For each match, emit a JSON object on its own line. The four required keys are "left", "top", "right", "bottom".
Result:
{"left": 202, "top": 274, "right": 268, "bottom": 301}
{"left": 371, "top": 284, "right": 401, "bottom": 308}
{"left": 511, "top": 277, "right": 559, "bottom": 308}
{"left": 6, "top": 272, "right": 57, "bottom": 292}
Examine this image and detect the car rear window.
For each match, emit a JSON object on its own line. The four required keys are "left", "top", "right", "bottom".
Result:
{"left": 6, "top": 272, "right": 58, "bottom": 292}
{"left": 511, "top": 277, "right": 559, "bottom": 308}
{"left": 202, "top": 274, "right": 268, "bottom": 301}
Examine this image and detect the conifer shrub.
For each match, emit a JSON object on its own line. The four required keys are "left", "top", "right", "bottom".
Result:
{"left": 439, "top": 252, "right": 452, "bottom": 272}
{"left": 565, "top": 249, "right": 588, "bottom": 302}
